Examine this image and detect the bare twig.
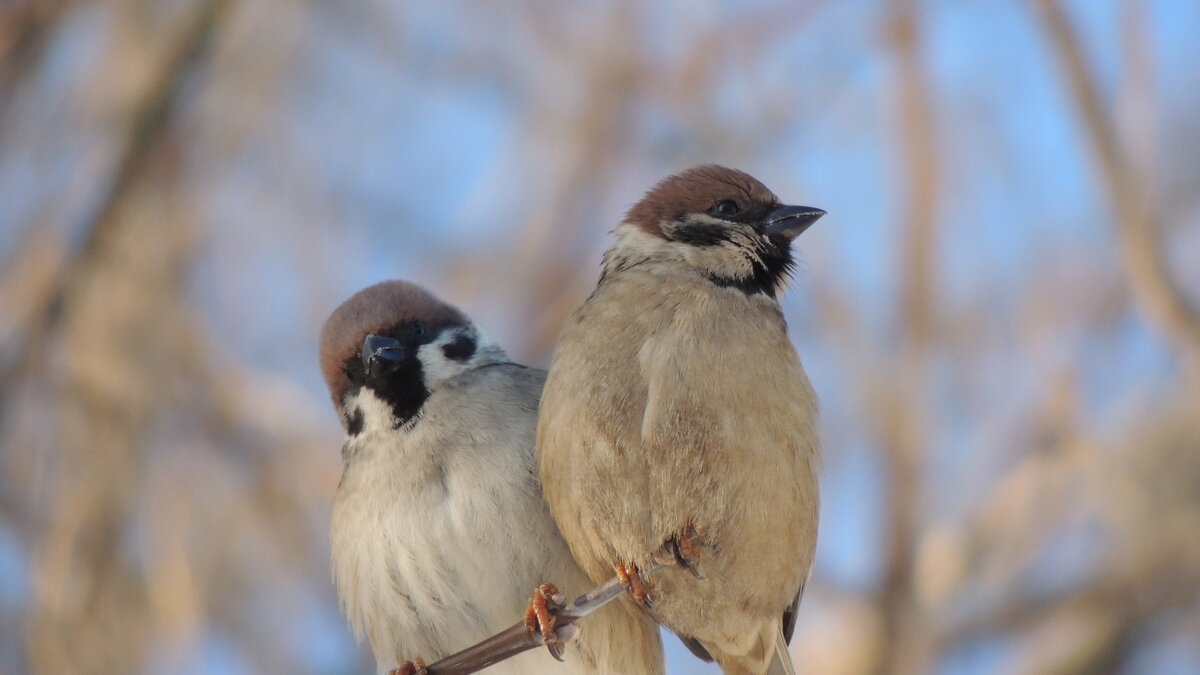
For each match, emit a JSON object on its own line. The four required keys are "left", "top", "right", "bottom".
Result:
{"left": 424, "top": 561, "right": 669, "bottom": 675}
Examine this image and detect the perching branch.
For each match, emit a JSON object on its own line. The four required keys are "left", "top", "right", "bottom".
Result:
{"left": 423, "top": 560, "right": 670, "bottom": 675}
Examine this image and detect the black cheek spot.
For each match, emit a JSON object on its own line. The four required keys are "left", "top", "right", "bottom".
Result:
{"left": 442, "top": 334, "right": 476, "bottom": 361}
{"left": 670, "top": 223, "right": 729, "bottom": 247}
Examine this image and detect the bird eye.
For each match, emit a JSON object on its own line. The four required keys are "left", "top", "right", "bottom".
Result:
{"left": 711, "top": 199, "right": 742, "bottom": 218}
{"left": 412, "top": 320, "right": 426, "bottom": 336}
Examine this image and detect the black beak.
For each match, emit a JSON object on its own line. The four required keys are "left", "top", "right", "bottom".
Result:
{"left": 764, "top": 205, "right": 825, "bottom": 241}
{"left": 362, "top": 333, "right": 405, "bottom": 376}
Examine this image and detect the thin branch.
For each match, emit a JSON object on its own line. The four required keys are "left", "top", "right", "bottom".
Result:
{"left": 425, "top": 561, "right": 669, "bottom": 675}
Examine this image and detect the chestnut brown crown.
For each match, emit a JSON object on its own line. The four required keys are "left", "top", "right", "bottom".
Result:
{"left": 625, "top": 165, "right": 781, "bottom": 236}
{"left": 318, "top": 281, "right": 467, "bottom": 411}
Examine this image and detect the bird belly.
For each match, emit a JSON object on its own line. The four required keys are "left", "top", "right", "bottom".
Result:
{"left": 332, "top": 459, "right": 569, "bottom": 674}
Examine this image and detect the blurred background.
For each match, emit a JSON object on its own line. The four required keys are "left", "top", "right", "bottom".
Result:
{"left": 1, "top": 0, "right": 1198, "bottom": 673}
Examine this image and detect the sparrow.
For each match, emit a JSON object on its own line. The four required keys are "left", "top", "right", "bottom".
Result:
{"left": 536, "top": 166, "right": 824, "bottom": 675}
{"left": 319, "top": 281, "right": 663, "bottom": 675}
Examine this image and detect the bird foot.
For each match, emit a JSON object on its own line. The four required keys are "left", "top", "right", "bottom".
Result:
{"left": 387, "top": 658, "right": 427, "bottom": 675}
{"left": 614, "top": 561, "right": 656, "bottom": 609}
{"left": 654, "top": 520, "right": 705, "bottom": 579}
{"left": 524, "top": 582, "right": 567, "bottom": 661}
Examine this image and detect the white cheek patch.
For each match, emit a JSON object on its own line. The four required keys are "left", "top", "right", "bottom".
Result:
{"left": 468, "top": 326, "right": 508, "bottom": 365}
{"left": 662, "top": 219, "right": 763, "bottom": 279}
{"left": 415, "top": 324, "right": 508, "bottom": 390}
{"left": 345, "top": 387, "right": 400, "bottom": 436}
{"left": 684, "top": 213, "right": 731, "bottom": 227}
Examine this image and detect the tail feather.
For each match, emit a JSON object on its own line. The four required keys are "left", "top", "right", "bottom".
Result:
{"left": 765, "top": 624, "right": 797, "bottom": 675}
{"left": 707, "top": 623, "right": 797, "bottom": 675}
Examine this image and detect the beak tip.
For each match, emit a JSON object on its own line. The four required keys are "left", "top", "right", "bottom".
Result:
{"left": 765, "top": 204, "right": 826, "bottom": 240}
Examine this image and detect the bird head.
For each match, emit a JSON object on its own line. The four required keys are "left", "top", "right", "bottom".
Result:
{"left": 619, "top": 165, "right": 824, "bottom": 297}
{"left": 318, "top": 281, "right": 505, "bottom": 435}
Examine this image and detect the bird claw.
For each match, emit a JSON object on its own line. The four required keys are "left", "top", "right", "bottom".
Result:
{"left": 654, "top": 520, "right": 705, "bottom": 579}
{"left": 614, "top": 561, "right": 656, "bottom": 609}
{"left": 524, "top": 582, "right": 568, "bottom": 661}
{"left": 674, "top": 520, "right": 706, "bottom": 579}
{"left": 388, "top": 658, "right": 427, "bottom": 675}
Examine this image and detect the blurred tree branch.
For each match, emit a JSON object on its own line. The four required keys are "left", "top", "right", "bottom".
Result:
{"left": 0, "top": 0, "right": 75, "bottom": 120}
{"left": 1, "top": 1, "right": 239, "bottom": 672}
{"left": 0, "top": 0, "right": 233, "bottom": 433}
{"left": 1034, "top": 0, "right": 1200, "bottom": 370}
{"left": 873, "top": 1, "right": 938, "bottom": 672}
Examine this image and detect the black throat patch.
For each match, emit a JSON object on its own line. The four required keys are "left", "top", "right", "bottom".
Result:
{"left": 340, "top": 353, "right": 430, "bottom": 435}
{"left": 705, "top": 234, "right": 794, "bottom": 297}
{"left": 368, "top": 357, "right": 430, "bottom": 428}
